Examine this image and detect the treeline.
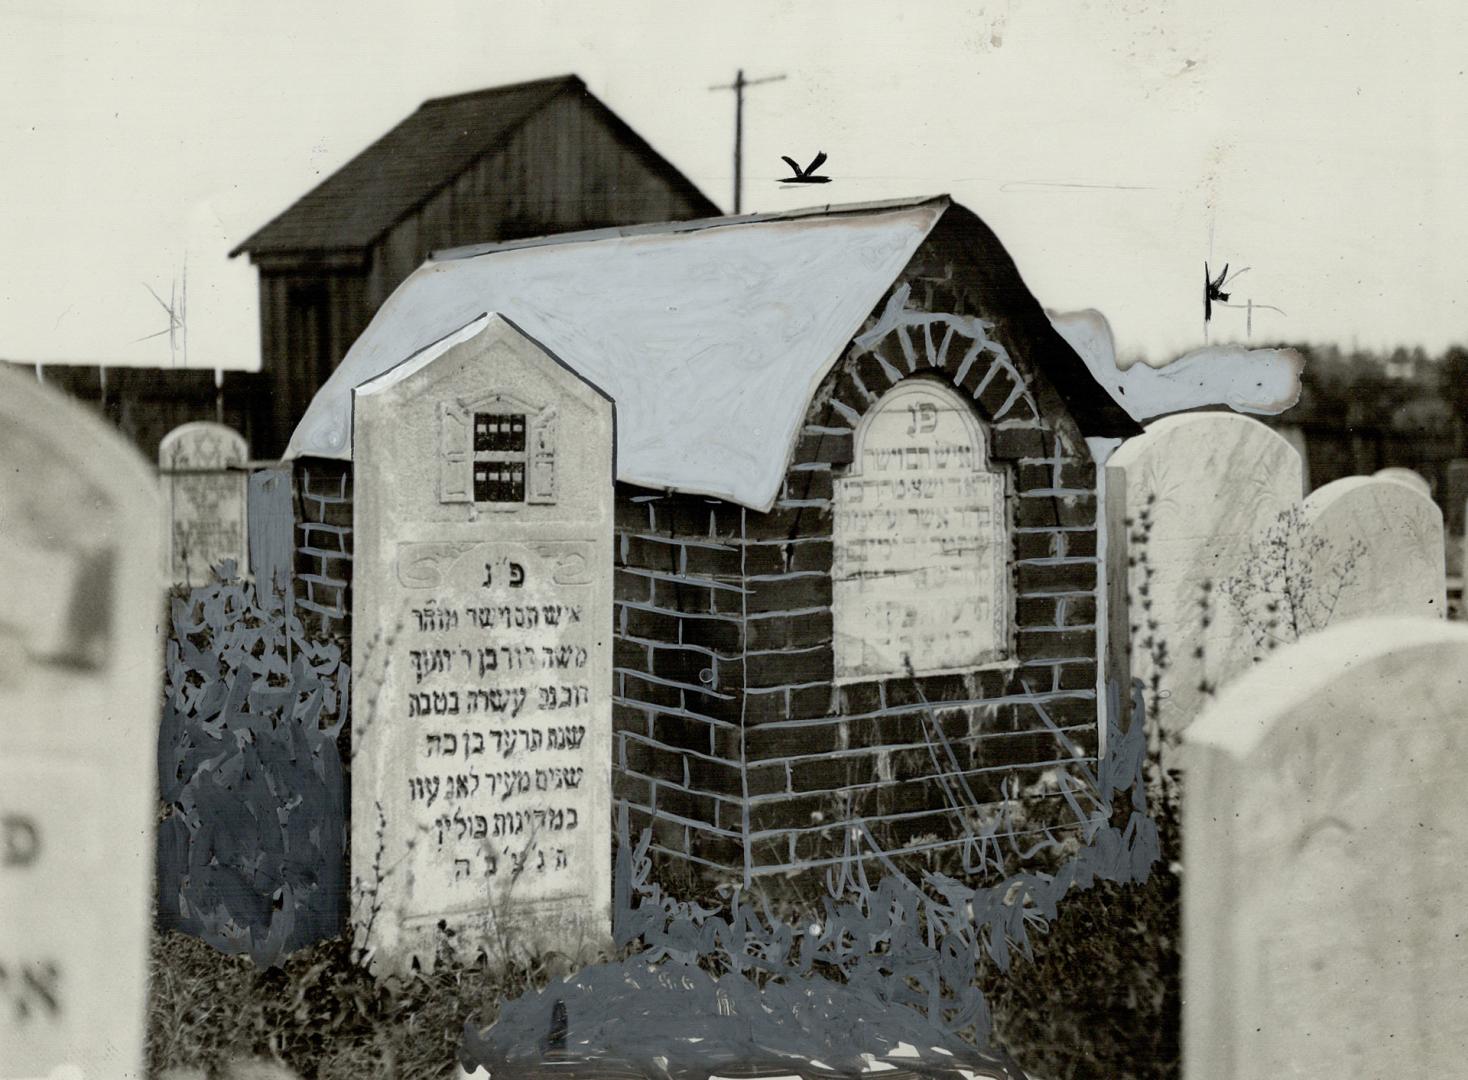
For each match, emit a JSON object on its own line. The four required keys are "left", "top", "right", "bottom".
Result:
{"left": 1281, "top": 342, "right": 1468, "bottom": 438}
{"left": 1236, "top": 342, "right": 1468, "bottom": 513}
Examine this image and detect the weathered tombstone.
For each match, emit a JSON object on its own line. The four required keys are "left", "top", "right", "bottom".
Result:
{"left": 351, "top": 313, "right": 614, "bottom": 975}
{"left": 0, "top": 367, "right": 163, "bottom": 1078}
{"left": 1184, "top": 617, "right": 1468, "bottom": 1079}
{"left": 158, "top": 421, "right": 249, "bottom": 588}
{"left": 1106, "top": 413, "right": 1302, "bottom": 746}
{"left": 1372, "top": 465, "right": 1431, "bottom": 498}
{"left": 1300, "top": 476, "right": 1445, "bottom": 625}
{"left": 832, "top": 380, "right": 1009, "bottom": 680}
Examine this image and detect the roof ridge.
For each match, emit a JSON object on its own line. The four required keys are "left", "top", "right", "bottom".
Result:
{"left": 431, "top": 195, "right": 953, "bottom": 263}
{"left": 229, "top": 77, "right": 580, "bottom": 258}
{"left": 420, "top": 73, "right": 582, "bottom": 108}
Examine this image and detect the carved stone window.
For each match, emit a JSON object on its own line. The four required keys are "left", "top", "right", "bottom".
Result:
{"left": 831, "top": 381, "right": 1010, "bottom": 682}
{"left": 440, "top": 396, "right": 557, "bottom": 507}
{"left": 473, "top": 412, "right": 527, "bottom": 503}
{"left": 475, "top": 412, "right": 525, "bottom": 453}
{"left": 474, "top": 458, "right": 525, "bottom": 503}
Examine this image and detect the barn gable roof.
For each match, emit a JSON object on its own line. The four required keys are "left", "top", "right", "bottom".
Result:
{"left": 230, "top": 75, "right": 717, "bottom": 258}
{"left": 284, "top": 196, "right": 1138, "bottom": 510}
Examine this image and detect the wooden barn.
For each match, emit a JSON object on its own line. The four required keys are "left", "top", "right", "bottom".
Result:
{"left": 231, "top": 74, "right": 720, "bottom": 456}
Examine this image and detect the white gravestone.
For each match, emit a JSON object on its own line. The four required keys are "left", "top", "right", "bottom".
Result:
{"left": 0, "top": 367, "right": 163, "bottom": 1079}
{"left": 1300, "top": 476, "right": 1445, "bottom": 625}
{"left": 158, "top": 421, "right": 249, "bottom": 588}
{"left": 1372, "top": 465, "right": 1431, "bottom": 498}
{"left": 1106, "top": 413, "right": 1302, "bottom": 745}
{"left": 351, "top": 314, "right": 614, "bottom": 976}
{"left": 832, "top": 381, "right": 1009, "bottom": 681}
{"left": 1184, "top": 617, "right": 1468, "bottom": 1080}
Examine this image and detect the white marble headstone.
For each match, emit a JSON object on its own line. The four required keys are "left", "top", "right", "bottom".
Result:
{"left": 0, "top": 366, "right": 163, "bottom": 1079}
{"left": 832, "top": 380, "right": 1009, "bottom": 681}
{"left": 350, "top": 314, "right": 614, "bottom": 976}
{"left": 1105, "top": 413, "right": 1303, "bottom": 745}
{"left": 1184, "top": 617, "right": 1468, "bottom": 1080}
{"left": 1300, "top": 475, "right": 1445, "bottom": 625}
{"left": 1372, "top": 466, "right": 1431, "bottom": 498}
{"left": 158, "top": 421, "right": 249, "bottom": 588}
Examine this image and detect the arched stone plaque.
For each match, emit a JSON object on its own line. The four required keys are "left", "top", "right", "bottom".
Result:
{"left": 158, "top": 421, "right": 249, "bottom": 588}
{"left": 832, "top": 380, "right": 1009, "bottom": 682}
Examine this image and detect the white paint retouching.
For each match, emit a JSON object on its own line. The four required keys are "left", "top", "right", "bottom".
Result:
{"left": 287, "top": 200, "right": 944, "bottom": 512}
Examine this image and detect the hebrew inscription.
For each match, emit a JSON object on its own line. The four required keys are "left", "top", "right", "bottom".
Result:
{"left": 832, "top": 381, "right": 1009, "bottom": 681}
{"left": 396, "top": 543, "right": 597, "bottom": 904}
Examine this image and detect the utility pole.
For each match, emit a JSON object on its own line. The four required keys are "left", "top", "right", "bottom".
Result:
{"left": 709, "top": 68, "right": 786, "bottom": 214}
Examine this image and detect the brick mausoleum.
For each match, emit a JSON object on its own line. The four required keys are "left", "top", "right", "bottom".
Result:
{"left": 283, "top": 195, "right": 1140, "bottom": 885}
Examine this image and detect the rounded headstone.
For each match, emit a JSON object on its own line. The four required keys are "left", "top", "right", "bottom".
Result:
{"left": 832, "top": 380, "right": 1008, "bottom": 681}
{"left": 1372, "top": 465, "right": 1431, "bottom": 498}
{"left": 1, "top": 367, "right": 163, "bottom": 1078}
{"left": 158, "top": 421, "right": 249, "bottom": 588}
{"left": 1302, "top": 476, "right": 1445, "bottom": 624}
{"left": 1275, "top": 424, "right": 1311, "bottom": 494}
{"left": 1184, "top": 616, "right": 1468, "bottom": 1080}
{"left": 1107, "top": 412, "right": 1304, "bottom": 743}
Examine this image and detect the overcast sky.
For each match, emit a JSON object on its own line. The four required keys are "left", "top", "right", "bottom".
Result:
{"left": 3, "top": 0, "right": 1465, "bottom": 371}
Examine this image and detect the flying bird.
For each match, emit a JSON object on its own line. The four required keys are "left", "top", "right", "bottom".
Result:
{"left": 780, "top": 151, "right": 832, "bottom": 184}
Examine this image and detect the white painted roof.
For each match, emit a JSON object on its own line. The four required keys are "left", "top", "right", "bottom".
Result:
{"left": 284, "top": 198, "right": 946, "bottom": 511}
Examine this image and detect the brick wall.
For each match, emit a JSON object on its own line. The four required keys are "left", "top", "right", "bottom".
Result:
{"left": 739, "top": 325, "right": 1099, "bottom": 877}
{"left": 613, "top": 234, "right": 1104, "bottom": 884}
{"left": 611, "top": 491, "right": 751, "bottom": 881}
{"left": 294, "top": 460, "right": 354, "bottom": 634}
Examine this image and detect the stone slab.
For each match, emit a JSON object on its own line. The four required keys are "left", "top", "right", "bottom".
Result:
{"left": 1184, "top": 617, "right": 1468, "bottom": 1080}
{"left": 158, "top": 421, "right": 248, "bottom": 588}
{"left": 350, "top": 313, "right": 614, "bottom": 976}
{"left": 0, "top": 366, "right": 163, "bottom": 1078}
{"left": 832, "top": 381, "right": 1009, "bottom": 682}
{"left": 1106, "top": 412, "right": 1302, "bottom": 744}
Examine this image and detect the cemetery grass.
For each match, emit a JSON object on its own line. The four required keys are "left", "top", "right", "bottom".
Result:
{"left": 144, "top": 816, "right": 1182, "bottom": 1080}
{"left": 978, "top": 804, "right": 1181, "bottom": 1080}
{"left": 682, "top": 765, "right": 1182, "bottom": 1080}
{"left": 152, "top": 565, "right": 1181, "bottom": 1079}
{"left": 145, "top": 923, "right": 599, "bottom": 1079}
